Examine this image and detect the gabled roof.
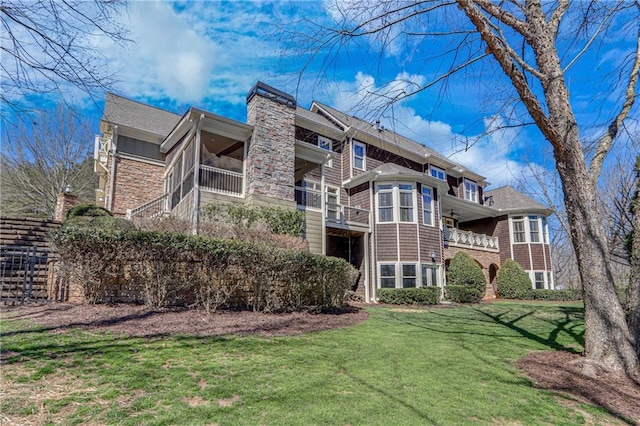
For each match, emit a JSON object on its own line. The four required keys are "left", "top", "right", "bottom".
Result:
{"left": 310, "top": 101, "right": 489, "bottom": 185}
{"left": 484, "top": 186, "right": 552, "bottom": 215}
{"left": 102, "top": 93, "right": 182, "bottom": 138}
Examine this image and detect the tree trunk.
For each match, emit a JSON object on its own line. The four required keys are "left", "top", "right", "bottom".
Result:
{"left": 628, "top": 157, "right": 640, "bottom": 360}
{"left": 555, "top": 144, "right": 638, "bottom": 376}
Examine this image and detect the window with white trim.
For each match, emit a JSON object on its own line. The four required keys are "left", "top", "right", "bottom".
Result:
{"left": 421, "top": 264, "right": 438, "bottom": 286}
{"left": 326, "top": 185, "right": 340, "bottom": 221}
{"left": 463, "top": 178, "right": 478, "bottom": 203}
{"left": 429, "top": 165, "right": 446, "bottom": 180}
{"left": 512, "top": 215, "right": 526, "bottom": 243}
{"left": 375, "top": 183, "right": 417, "bottom": 223}
{"left": 534, "top": 272, "right": 545, "bottom": 289}
{"left": 353, "top": 141, "right": 366, "bottom": 170}
{"left": 398, "top": 184, "right": 414, "bottom": 222}
{"left": 402, "top": 264, "right": 417, "bottom": 288}
{"left": 380, "top": 264, "right": 396, "bottom": 288}
{"left": 422, "top": 186, "right": 434, "bottom": 226}
{"left": 376, "top": 184, "right": 394, "bottom": 222}
{"left": 318, "top": 135, "right": 333, "bottom": 167}
{"left": 529, "top": 215, "right": 540, "bottom": 242}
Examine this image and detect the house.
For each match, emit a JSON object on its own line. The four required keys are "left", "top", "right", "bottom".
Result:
{"left": 93, "top": 81, "right": 555, "bottom": 302}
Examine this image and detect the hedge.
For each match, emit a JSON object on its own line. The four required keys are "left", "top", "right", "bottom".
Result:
{"left": 377, "top": 287, "right": 440, "bottom": 305}
{"left": 530, "top": 289, "right": 576, "bottom": 301}
{"left": 51, "top": 227, "right": 357, "bottom": 312}
{"left": 445, "top": 285, "right": 484, "bottom": 303}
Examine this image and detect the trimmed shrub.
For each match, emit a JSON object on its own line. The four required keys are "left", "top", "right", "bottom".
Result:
{"left": 496, "top": 259, "right": 532, "bottom": 299}
{"left": 445, "top": 285, "right": 483, "bottom": 303}
{"left": 51, "top": 226, "right": 356, "bottom": 312}
{"left": 446, "top": 252, "right": 485, "bottom": 303}
{"left": 531, "top": 289, "right": 576, "bottom": 301}
{"left": 378, "top": 287, "right": 440, "bottom": 305}
{"left": 66, "top": 203, "right": 112, "bottom": 219}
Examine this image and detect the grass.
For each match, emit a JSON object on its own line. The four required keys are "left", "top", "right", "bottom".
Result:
{"left": 0, "top": 300, "right": 621, "bottom": 425}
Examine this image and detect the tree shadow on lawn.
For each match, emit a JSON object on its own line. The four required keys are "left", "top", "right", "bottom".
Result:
{"left": 383, "top": 306, "right": 583, "bottom": 354}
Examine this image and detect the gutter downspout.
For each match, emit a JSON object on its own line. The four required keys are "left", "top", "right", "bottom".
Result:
{"left": 108, "top": 125, "right": 118, "bottom": 212}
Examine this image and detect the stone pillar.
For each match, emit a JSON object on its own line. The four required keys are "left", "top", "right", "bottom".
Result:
{"left": 245, "top": 82, "right": 296, "bottom": 207}
{"left": 53, "top": 192, "right": 80, "bottom": 222}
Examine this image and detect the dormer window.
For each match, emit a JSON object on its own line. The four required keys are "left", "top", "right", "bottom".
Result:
{"left": 429, "top": 165, "right": 446, "bottom": 180}
{"left": 463, "top": 178, "right": 478, "bottom": 203}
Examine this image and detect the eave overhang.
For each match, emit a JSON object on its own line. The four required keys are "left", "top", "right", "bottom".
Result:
{"left": 295, "top": 140, "right": 337, "bottom": 164}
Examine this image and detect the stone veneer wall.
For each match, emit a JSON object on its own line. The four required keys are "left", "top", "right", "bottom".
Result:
{"left": 111, "top": 156, "right": 164, "bottom": 216}
{"left": 245, "top": 94, "right": 296, "bottom": 202}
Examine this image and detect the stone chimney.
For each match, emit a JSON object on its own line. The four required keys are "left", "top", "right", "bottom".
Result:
{"left": 245, "top": 82, "right": 297, "bottom": 207}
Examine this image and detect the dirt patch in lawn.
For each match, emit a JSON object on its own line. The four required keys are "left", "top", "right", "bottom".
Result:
{"left": 0, "top": 302, "right": 368, "bottom": 338}
{"left": 517, "top": 350, "right": 640, "bottom": 424}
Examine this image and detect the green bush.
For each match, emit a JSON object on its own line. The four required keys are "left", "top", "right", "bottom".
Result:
{"left": 51, "top": 226, "right": 356, "bottom": 311}
{"left": 377, "top": 287, "right": 440, "bottom": 305}
{"left": 496, "top": 259, "right": 532, "bottom": 299}
{"left": 66, "top": 203, "right": 112, "bottom": 219}
{"left": 201, "top": 203, "right": 305, "bottom": 237}
{"left": 445, "top": 285, "right": 484, "bottom": 303}
{"left": 446, "top": 252, "right": 485, "bottom": 302}
{"left": 531, "top": 289, "right": 576, "bottom": 301}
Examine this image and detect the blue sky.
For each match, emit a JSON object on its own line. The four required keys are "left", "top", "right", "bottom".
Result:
{"left": 4, "top": 1, "right": 639, "bottom": 189}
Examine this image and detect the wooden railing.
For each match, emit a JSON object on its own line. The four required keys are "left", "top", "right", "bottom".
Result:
{"left": 444, "top": 227, "right": 499, "bottom": 252}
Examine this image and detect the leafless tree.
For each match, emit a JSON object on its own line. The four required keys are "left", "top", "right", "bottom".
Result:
{"left": 1, "top": 105, "right": 97, "bottom": 219}
{"left": 1, "top": 0, "right": 129, "bottom": 115}
{"left": 286, "top": 1, "right": 640, "bottom": 375}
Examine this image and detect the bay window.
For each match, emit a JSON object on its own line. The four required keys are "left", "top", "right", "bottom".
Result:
{"left": 375, "top": 182, "right": 416, "bottom": 223}
{"left": 402, "top": 264, "right": 417, "bottom": 288}
{"left": 511, "top": 215, "right": 549, "bottom": 244}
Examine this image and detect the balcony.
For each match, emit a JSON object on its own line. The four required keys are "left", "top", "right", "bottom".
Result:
{"left": 199, "top": 165, "right": 243, "bottom": 196}
{"left": 295, "top": 186, "right": 370, "bottom": 230}
{"left": 444, "top": 227, "right": 499, "bottom": 252}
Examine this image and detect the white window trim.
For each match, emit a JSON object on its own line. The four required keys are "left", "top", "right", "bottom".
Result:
{"left": 528, "top": 270, "right": 553, "bottom": 290}
{"left": 318, "top": 135, "right": 333, "bottom": 167}
{"left": 429, "top": 165, "right": 446, "bottom": 180}
{"left": 353, "top": 141, "right": 366, "bottom": 171}
{"left": 377, "top": 261, "right": 441, "bottom": 289}
{"left": 509, "top": 214, "right": 548, "bottom": 244}
{"left": 375, "top": 182, "right": 417, "bottom": 224}
{"left": 463, "top": 178, "right": 478, "bottom": 203}
{"left": 421, "top": 185, "right": 434, "bottom": 227}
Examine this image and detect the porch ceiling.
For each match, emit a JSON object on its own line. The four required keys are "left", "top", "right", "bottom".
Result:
{"left": 441, "top": 194, "right": 498, "bottom": 223}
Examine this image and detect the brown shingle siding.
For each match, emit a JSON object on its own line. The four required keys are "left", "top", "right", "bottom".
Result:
{"left": 375, "top": 224, "right": 398, "bottom": 261}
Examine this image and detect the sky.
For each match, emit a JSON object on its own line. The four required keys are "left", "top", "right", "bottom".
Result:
{"left": 3, "top": 0, "right": 639, "bottom": 189}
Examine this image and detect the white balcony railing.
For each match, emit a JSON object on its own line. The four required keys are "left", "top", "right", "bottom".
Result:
{"left": 199, "top": 165, "right": 243, "bottom": 196}
{"left": 295, "top": 186, "right": 322, "bottom": 211}
{"left": 444, "top": 227, "right": 499, "bottom": 252}
{"left": 126, "top": 193, "right": 170, "bottom": 220}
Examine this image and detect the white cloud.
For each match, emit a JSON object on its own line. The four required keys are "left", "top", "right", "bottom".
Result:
{"left": 326, "top": 72, "right": 530, "bottom": 186}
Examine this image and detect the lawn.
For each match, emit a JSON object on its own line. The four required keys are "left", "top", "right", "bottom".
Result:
{"left": 0, "top": 301, "right": 622, "bottom": 425}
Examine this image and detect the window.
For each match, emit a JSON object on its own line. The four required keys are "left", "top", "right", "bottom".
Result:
{"left": 429, "top": 165, "right": 446, "bottom": 180}
{"left": 398, "top": 184, "right": 414, "bottom": 222}
{"left": 534, "top": 272, "right": 545, "bottom": 289}
{"left": 376, "top": 183, "right": 416, "bottom": 223}
{"left": 463, "top": 178, "right": 478, "bottom": 203}
{"left": 421, "top": 265, "right": 438, "bottom": 286}
{"left": 326, "top": 186, "right": 340, "bottom": 221}
{"left": 422, "top": 186, "right": 433, "bottom": 226}
{"left": 380, "top": 264, "right": 396, "bottom": 288}
{"left": 402, "top": 264, "right": 417, "bottom": 288}
{"left": 512, "top": 215, "right": 526, "bottom": 243}
{"left": 353, "top": 141, "right": 366, "bottom": 170}
{"left": 529, "top": 215, "right": 540, "bottom": 242}
{"left": 318, "top": 136, "right": 333, "bottom": 167}
{"left": 376, "top": 184, "right": 394, "bottom": 222}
